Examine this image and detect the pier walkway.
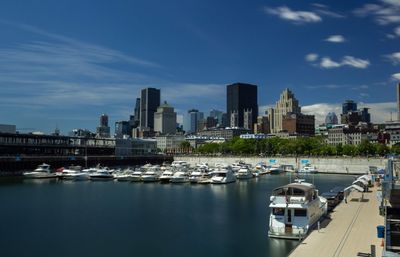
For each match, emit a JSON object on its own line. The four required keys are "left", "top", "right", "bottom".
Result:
{"left": 290, "top": 186, "right": 384, "bottom": 257}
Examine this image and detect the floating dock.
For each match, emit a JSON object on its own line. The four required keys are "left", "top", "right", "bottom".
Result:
{"left": 289, "top": 186, "right": 383, "bottom": 257}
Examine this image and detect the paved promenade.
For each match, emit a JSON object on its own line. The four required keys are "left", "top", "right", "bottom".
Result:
{"left": 290, "top": 186, "right": 384, "bottom": 257}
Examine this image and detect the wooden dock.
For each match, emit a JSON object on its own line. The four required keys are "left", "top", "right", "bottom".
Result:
{"left": 290, "top": 186, "right": 384, "bottom": 257}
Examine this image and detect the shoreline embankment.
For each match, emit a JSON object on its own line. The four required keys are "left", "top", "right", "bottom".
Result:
{"left": 175, "top": 156, "right": 387, "bottom": 175}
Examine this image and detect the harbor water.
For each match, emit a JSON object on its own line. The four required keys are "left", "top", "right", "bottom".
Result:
{"left": 0, "top": 174, "right": 354, "bottom": 257}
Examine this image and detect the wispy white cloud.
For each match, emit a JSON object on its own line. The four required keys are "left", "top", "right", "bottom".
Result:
{"left": 264, "top": 6, "right": 322, "bottom": 24}
{"left": 354, "top": 1, "right": 400, "bottom": 25}
{"left": 311, "top": 4, "right": 346, "bottom": 19}
{"left": 305, "top": 53, "right": 319, "bottom": 62}
{"left": 320, "top": 57, "right": 342, "bottom": 68}
{"left": 387, "top": 26, "right": 400, "bottom": 38}
{"left": 341, "top": 56, "right": 370, "bottom": 68}
{"left": 324, "top": 35, "right": 346, "bottom": 43}
{"left": 385, "top": 52, "right": 400, "bottom": 65}
{"left": 392, "top": 73, "right": 400, "bottom": 80}
{"left": 315, "top": 55, "right": 370, "bottom": 69}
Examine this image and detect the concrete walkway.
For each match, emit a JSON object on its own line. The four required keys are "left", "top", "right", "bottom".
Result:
{"left": 289, "top": 186, "right": 384, "bottom": 257}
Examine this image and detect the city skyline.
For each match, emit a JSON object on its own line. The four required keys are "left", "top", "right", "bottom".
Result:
{"left": 0, "top": 0, "right": 399, "bottom": 133}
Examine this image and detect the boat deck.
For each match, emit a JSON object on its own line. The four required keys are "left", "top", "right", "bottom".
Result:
{"left": 289, "top": 186, "right": 384, "bottom": 257}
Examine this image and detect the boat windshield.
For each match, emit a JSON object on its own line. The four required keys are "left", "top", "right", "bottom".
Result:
{"left": 272, "top": 208, "right": 285, "bottom": 216}
{"left": 294, "top": 209, "right": 307, "bottom": 217}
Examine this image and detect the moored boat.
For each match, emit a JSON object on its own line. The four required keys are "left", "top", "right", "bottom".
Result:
{"left": 23, "top": 163, "right": 57, "bottom": 179}
{"left": 89, "top": 169, "right": 114, "bottom": 181}
{"left": 159, "top": 170, "right": 174, "bottom": 183}
{"left": 236, "top": 167, "right": 253, "bottom": 179}
{"left": 210, "top": 169, "right": 236, "bottom": 184}
{"left": 170, "top": 171, "right": 189, "bottom": 183}
{"left": 299, "top": 164, "right": 318, "bottom": 174}
{"left": 269, "top": 165, "right": 285, "bottom": 175}
{"left": 268, "top": 179, "right": 327, "bottom": 239}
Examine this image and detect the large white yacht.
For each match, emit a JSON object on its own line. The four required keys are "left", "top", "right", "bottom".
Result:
{"left": 210, "top": 169, "right": 236, "bottom": 184}
{"left": 170, "top": 171, "right": 189, "bottom": 183}
{"left": 89, "top": 168, "right": 114, "bottom": 181}
{"left": 299, "top": 164, "right": 318, "bottom": 174}
{"left": 159, "top": 170, "right": 174, "bottom": 183}
{"left": 23, "top": 163, "right": 57, "bottom": 179}
{"left": 236, "top": 167, "right": 253, "bottom": 179}
{"left": 171, "top": 161, "right": 189, "bottom": 171}
{"left": 60, "top": 166, "right": 89, "bottom": 181}
{"left": 130, "top": 169, "right": 143, "bottom": 182}
{"left": 141, "top": 166, "right": 161, "bottom": 182}
{"left": 268, "top": 179, "right": 328, "bottom": 239}
{"left": 189, "top": 169, "right": 209, "bottom": 183}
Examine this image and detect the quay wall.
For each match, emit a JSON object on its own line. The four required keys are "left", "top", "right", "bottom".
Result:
{"left": 174, "top": 156, "right": 387, "bottom": 174}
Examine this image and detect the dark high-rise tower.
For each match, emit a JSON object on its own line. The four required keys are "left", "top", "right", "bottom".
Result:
{"left": 140, "top": 88, "right": 160, "bottom": 129}
{"left": 342, "top": 100, "right": 357, "bottom": 115}
{"left": 226, "top": 83, "right": 258, "bottom": 128}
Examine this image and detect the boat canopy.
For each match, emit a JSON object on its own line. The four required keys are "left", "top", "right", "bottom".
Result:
{"left": 272, "top": 184, "right": 315, "bottom": 199}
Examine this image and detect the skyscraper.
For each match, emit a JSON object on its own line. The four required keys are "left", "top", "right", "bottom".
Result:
{"left": 342, "top": 100, "right": 357, "bottom": 115}
{"left": 183, "top": 109, "right": 204, "bottom": 134}
{"left": 96, "top": 113, "right": 111, "bottom": 138}
{"left": 140, "top": 88, "right": 160, "bottom": 130}
{"left": 271, "top": 89, "right": 301, "bottom": 133}
{"left": 226, "top": 83, "right": 258, "bottom": 129}
{"left": 154, "top": 101, "right": 177, "bottom": 135}
{"left": 134, "top": 97, "right": 141, "bottom": 127}
{"left": 325, "top": 112, "right": 338, "bottom": 125}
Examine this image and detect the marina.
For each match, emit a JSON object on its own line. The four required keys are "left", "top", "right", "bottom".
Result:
{"left": 0, "top": 172, "right": 355, "bottom": 257}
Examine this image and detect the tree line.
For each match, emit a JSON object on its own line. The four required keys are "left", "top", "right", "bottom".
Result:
{"left": 187, "top": 137, "right": 400, "bottom": 157}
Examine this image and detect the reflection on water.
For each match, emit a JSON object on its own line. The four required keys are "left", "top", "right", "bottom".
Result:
{"left": 268, "top": 238, "right": 299, "bottom": 257}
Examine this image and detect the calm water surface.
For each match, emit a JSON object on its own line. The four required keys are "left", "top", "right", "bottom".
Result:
{"left": 0, "top": 174, "right": 354, "bottom": 257}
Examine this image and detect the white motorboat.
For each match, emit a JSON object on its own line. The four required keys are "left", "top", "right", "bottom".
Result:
{"left": 141, "top": 166, "right": 161, "bottom": 182}
{"left": 255, "top": 162, "right": 269, "bottom": 175}
{"left": 60, "top": 166, "right": 89, "bottom": 181}
{"left": 171, "top": 161, "right": 189, "bottom": 171}
{"left": 23, "top": 163, "right": 57, "bottom": 179}
{"left": 210, "top": 169, "right": 236, "bottom": 184}
{"left": 170, "top": 171, "right": 189, "bottom": 183}
{"left": 114, "top": 169, "right": 135, "bottom": 182}
{"left": 130, "top": 170, "right": 143, "bottom": 182}
{"left": 159, "top": 170, "right": 174, "bottom": 183}
{"left": 282, "top": 164, "right": 296, "bottom": 173}
{"left": 89, "top": 169, "right": 114, "bottom": 181}
{"left": 269, "top": 165, "right": 285, "bottom": 175}
{"left": 236, "top": 168, "right": 253, "bottom": 179}
{"left": 268, "top": 179, "right": 327, "bottom": 239}
{"left": 189, "top": 169, "right": 209, "bottom": 183}
{"left": 299, "top": 164, "right": 318, "bottom": 174}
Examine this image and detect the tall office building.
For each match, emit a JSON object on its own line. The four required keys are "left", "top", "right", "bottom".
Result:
{"left": 342, "top": 100, "right": 357, "bottom": 115}
{"left": 226, "top": 83, "right": 258, "bottom": 129}
{"left": 209, "top": 109, "right": 223, "bottom": 124}
{"left": 271, "top": 89, "right": 301, "bottom": 133}
{"left": 183, "top": 109, "right": 204, "bottom": 134}
{"left": 115, "top": 121, "right": 130, "bottom": 138}
{"left": 133, "top": 98, "right": 141, "bottom": 127}
{"left": 96, "top": 113, "right": 111, "bottom": 138}
{"left": 154, "top": 101, "right": 177, "bottom": 135}
{"left": 140, "top": 88, "right": 160, "bottom": 130}
{"left": 325, "top": 112, "right": 338, "bottom": 126}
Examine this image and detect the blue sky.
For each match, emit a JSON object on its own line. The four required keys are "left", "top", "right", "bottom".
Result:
{"left": 0, "top": 0, "right": 400, "bottom": 134}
